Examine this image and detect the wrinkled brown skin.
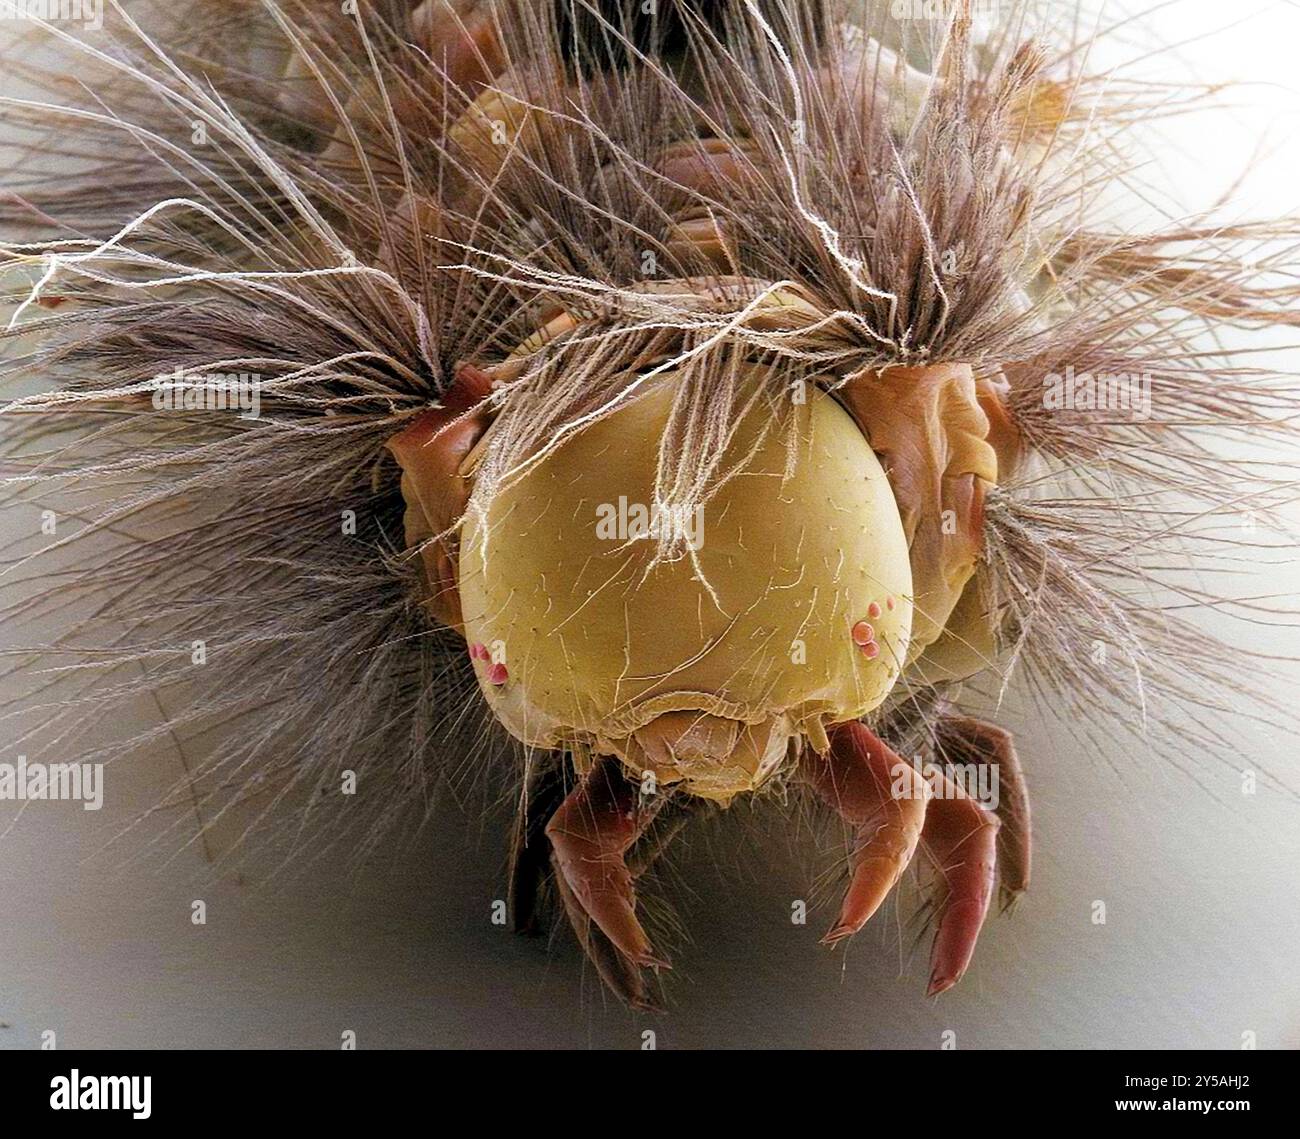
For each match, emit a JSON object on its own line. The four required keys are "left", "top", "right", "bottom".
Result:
{"left": 385, "top": 363, "right": 494, "bottom": 631}
{"left": 376, "top": 9, "right": 1035, "bottom": 1008}
{"left": 655, "top": 138, "right": 754, "bottom": 269}
{"left": 282, "top": 1, "right": 505, "bottom": 156}
{"left": 835, "top": 364, "right": 997, "bottom": 658}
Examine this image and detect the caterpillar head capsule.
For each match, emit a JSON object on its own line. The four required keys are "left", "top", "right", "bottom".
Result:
{"left": 455, "top": 369, "right": 913, "bottom": 803}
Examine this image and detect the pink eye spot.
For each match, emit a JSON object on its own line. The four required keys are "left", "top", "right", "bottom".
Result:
{"left": 469, "top": 643, "right": 489, "bottom": 661}
{"left": 886, "top": 596, "right": 896, "bottom": 611}
{"left": 851, "top": 621, "right": 875, "bottom": 646}
{"left": 486, "top": 662, "right": 509, "bottom": 686}
{"left": 866, "top": 601, "right": 882, "bottom": 619}
{"left": 859, "top": 641, "right": 881, "bottom": 660}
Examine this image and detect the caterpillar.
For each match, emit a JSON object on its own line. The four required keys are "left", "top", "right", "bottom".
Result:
{"left": 2, "top": 0, "right": 1297, "bottom": 1016}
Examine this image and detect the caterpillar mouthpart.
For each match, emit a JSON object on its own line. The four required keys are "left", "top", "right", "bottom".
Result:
{"left": 613, "top": 710, "right": 793, "bottom": 804}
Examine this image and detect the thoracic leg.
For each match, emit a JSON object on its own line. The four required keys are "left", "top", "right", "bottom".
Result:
{"left": 919, "top": 763, "right": 1000, "bottom": 995}
{"left": 558, "top": 797, "right": 695, "bottom": 1012}
{"left": 545, "top": 754, "right": 669, "bottom": 970}
{"left": 551, "top": 860, "right": 658, "bottom": 1010}
{"left": 803, "top": 720, "right": 1001, "bottom": 995}
{"left": 512, "top": 755, "right": 694, "bottom": 1009}
{"left": 800, "top": 722, "right": 929, "bottom": 944}
{"left": 936, "top": 714, "right": 1030, "bottom": 910}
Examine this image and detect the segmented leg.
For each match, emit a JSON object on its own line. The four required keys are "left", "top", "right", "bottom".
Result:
{"left": 800, "top": 722, "right": 929, "bottom": 945}
{"left": 936, "top": 714, "right": 1031, "bottom": 910}
{"left": 554, "top": 794, "right": 694, "bottom": 1012}
{"left": 511, "top": 754, "right": 696, "bottom": 1009}
{"left": 552, "top": 858, "right": 662, "bottom": 1011}
{"left": 545, "top": 754, "right": 670, "bottom": 970}
{"left": 804, "top": 721, "right": 1001, "bottom": 995}
{"left": 920, "top": 765, "right": 1000, "bottom": 995}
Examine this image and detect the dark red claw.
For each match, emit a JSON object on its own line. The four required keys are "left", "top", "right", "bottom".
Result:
{"left": 545, "top": 754, "right": 668, "bottom": 969}
{"left": 920, "top": 783, "right": 1000, "bottom": 996}
{"left": 801, "top": 722, "right": 928, "bottom": 945}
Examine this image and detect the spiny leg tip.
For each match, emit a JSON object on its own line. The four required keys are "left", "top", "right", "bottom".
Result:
{"left": 927, "top": 973, "right": 961, "bottom": 997}
{"left": 820, "top": 925, "right": 856, "bottom": 947}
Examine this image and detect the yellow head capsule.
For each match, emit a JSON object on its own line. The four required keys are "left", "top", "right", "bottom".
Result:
{"left": 458, "top": 368, "right": 913, "bottom": 802}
